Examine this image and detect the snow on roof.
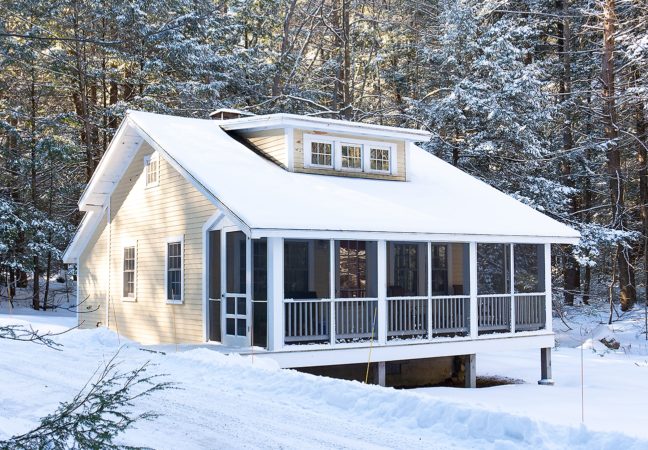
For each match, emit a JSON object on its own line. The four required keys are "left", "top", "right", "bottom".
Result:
{"left": 124, "top": 110, "right": 579, "bottom": 242}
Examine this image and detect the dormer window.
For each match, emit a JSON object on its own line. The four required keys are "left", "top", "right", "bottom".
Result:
{"left": 304, "top": 133, "right": 396, "bottom": 175}
{"left": 305, "top": 136, "right": 334, "bottom": 168}
{"left": 340, "top": 144, "right": 362, "bottom": 171}
{"left": 144, "top": 154, "right": 159, "bottom": 187}
{"left": 369, "top": 147, "right": 390, "bottom": 173}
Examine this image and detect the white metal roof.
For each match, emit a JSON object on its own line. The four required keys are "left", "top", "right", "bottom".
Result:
{"left": 63, "top": 110, "right": 579, "bottom": 263}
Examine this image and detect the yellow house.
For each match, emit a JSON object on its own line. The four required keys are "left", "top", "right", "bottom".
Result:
{"left": 63, "top": 110, "right": 579, "bottom": 387}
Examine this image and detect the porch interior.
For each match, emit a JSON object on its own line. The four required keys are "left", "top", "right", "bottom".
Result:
{"left": 206, "top": 229, "right": 551, "bottom": 358}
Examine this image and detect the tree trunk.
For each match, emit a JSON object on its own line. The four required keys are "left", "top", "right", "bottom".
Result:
{"left": 602, "top": 0, "right": 635, "bottom": 310}
{"left": 637, "top": 94, "right": 648, "bottom": 307}
{"left": 557, "top": 0, "right": 580, "bottom": 305}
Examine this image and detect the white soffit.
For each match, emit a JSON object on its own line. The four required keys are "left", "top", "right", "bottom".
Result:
{"left": 218, "top": 113, "right": 432, "bottom": 142}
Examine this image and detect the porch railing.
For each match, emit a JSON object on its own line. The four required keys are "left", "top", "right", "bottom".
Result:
{"left": 283, "top": 293, "right": 547, "bottom": 346}
{"left": 431, "top": 296, "right": 470, "bottom": 336}
{"left": 335, "top": 298, "right": 378, "bottom": 342}
{"left": 284, "top": 299, "right": 330, "bottom": 344}
{"left": 515, "top": 294, "right": 546, "bottom": 331}
{"left": 478, "top": 294, "right": 511, "bottom": 333}
{"left": 387, "top": 297, "right": 428, "bottom": 340}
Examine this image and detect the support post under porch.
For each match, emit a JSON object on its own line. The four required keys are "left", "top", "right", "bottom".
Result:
{"left": 465, "top": 354, "right": 476, "bottom": 388}
{"left": 538, "top": 347, "right": 555, "bottom": 385}
{"left": 374, "top": 361, "right": 386, "bottom": 387}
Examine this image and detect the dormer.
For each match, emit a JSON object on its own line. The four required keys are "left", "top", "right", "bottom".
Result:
{"left": 218, "top": 114, "right": 431, "bottom": 181}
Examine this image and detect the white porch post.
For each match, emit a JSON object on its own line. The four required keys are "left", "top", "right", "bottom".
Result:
{"left": 377, "top": 240, "right": 387, "bottom": 345}
{"left": 469, "top": 242, "right": 478, "bottom": 338}
{"left": 329, "top": 239, "right": 336, "bottom": 346}
{"left": 267, "top": 237, "right": 284, "bottom": 351}
{"left": 245, "top": 235, "right": 252, "bottom": 345}
{"left": 544, "top": 243, "right": 552, "bottom": 332}
{"left": 510, "top": 244, "right": 516, "bottom": 334}
{"left": 427, "top": 242, "right": 433, "bottom": 340}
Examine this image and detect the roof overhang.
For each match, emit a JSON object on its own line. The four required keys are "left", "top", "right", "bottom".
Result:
{"left": 78, "top": 119, "right": 144, "bottom": 211}
{"left": 249, "top": 228, "right": 579, "bottom": 245}
{"left": 218, "top": 113, "right": 432, "bottom": 142}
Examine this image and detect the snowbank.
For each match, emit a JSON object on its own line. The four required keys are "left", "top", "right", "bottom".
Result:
{"left": 1, "top": 309, "right": 647, "bottom": 449}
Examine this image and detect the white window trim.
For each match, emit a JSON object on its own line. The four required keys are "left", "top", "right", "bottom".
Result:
{"left": 121, "top": 240, "right": 137, "bottom": 302}
{"left": 303, "top": 133, "right": 396, "bottom": 175}
{"left": 303, "top": 134, "right": 336, "bottom": 169}
{"left": 144, "top": 153, "right": 160, "bottom": 188}
{"left": 336, "top": 141, "right": 364, "bottom": 172}
{"left": 365, "top": 144, "right": 396, "bottom": 175}
{"left": 165, "top": 235, "right": 184, "bottom": 304}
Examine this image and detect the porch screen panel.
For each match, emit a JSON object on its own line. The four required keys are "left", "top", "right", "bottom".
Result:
{"left": 514, "top": 244, "right": 545, "bottom": 293}
{"left": 252, "top": 239, "right": 267, "bottom": 348}
{"left": 208, "top": 231, "right": 221, "bottom": 341}
{"left": 284, "top": 240, "right": 330, "bottom": 299}
{"left": 226, "top": 231, "right": 246, "bottom": 294}
{"left": 336, "top": 240, "right": 377, "bottom": 298}
{"left": 387, "top": 242, "right": 427, "bottom": 296}
{"left": 477, "top": 243, "right": 510, "bottom": 295}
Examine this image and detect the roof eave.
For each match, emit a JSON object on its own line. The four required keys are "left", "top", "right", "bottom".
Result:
{"left": 219, "top": 114, "right": 431, "bottom": 142}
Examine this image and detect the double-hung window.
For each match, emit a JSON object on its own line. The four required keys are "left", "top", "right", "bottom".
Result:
{"left": 144, "top": 154, "right": 159, "bottom": 187}
{"left": 122, "top": 245, "right": 136, "bottom": 300}
{"left": 166, "top": 237, "right": 183, "bottom": 303}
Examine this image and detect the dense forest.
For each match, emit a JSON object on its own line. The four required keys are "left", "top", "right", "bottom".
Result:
{"left": 0, "top": 0, "right": 646, "bottom": 313}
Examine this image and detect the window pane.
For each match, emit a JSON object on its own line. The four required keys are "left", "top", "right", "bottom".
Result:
{"left": 514, "top": 244, "right": 545, "bottom": 293}
{"left": 336, "top": 240, "right": 377, "bottom": 298}
{"left": 370, "top": 148, "right": 390, "bottom": 172}
{"left": 253, "top": 239, "right": 267, "bottom": 301}
{"left": 387, "top": 242, "right": 427, "bottom": 297}
{"left": 123, "top": 246, "right": 135, "bottom": 297}
{"left": 237, "top": 319, "right": 247, "bottom": 336}
{"left": 311, "top": 142, "right": 332, "bottom": 166}
{"left": 237, "top": 297, "right": 246, "bottom": 315}
{"left": 167, "top": 242, "right": 182, "bottom": 300}
{"left": 477, "top": 244, "right": 510, "bottom": 295}
{"left": 341, "top": 144, "right": 362, "bottom": 169}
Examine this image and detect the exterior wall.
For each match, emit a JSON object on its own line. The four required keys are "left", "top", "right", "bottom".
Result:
{"left": 294, "top": 129, "right": 406, "bottom": 181}
{"left": 238, "top": 129, "right": 287, "bottom": 168}
{"left": 79, "top": 141, "right": 218, "bottom": 344}
{"left": 78, "top": 211, "right": 109, "bottom": 329}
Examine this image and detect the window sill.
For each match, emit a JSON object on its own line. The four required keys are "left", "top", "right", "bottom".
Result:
{"left": 166, "top": 299, "right": 183, "bottom": 305}
{"left": 122, "top": 297, "right": 137, "bottom": 302}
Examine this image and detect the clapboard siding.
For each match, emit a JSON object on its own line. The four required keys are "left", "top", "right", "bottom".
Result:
{"left": 238, "top": 129, "right": 287, "bottom": 168}
{"left": 79, "top": 141, "right": 218, "bottom": 344}
{"left": 293, "top": 129, "right": 406, "bottom": 181}
{"left": 78, "top": 211, "right": 109, "bottom": 329}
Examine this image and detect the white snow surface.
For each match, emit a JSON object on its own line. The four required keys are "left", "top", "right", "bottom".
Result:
{"left": 1, "top": 304, "right": 647, "bottom": 449}
{"left": 128, "top": 110, "right": 579, "bottom": 240}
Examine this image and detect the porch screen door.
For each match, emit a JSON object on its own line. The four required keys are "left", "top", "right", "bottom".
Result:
{"left": 222, "top": 230, "right": 250, "bottom": 347}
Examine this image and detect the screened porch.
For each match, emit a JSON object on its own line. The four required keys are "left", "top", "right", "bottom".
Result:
{"left": 208, "top": 232, "right": 550, "bottom": 351}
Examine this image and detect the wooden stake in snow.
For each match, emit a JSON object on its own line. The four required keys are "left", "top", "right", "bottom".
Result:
{"left": 364, "top": 307, "right": 378, "bottom": 384}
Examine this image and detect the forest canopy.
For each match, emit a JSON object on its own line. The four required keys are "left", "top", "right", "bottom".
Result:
{"left": 0, "top": 0, "right": 646, "bottom": 311}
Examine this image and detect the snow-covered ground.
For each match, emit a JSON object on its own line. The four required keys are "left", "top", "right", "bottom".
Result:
{"left": 1, "top": 302, "right": 647, "bottom": 449}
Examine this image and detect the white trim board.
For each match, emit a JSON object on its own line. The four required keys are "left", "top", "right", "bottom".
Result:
{"left": 248, "top": 228, "right": 579, "bottom": 245}
{"left": 245, "top": 332, "right": 555, "bottom": 369}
